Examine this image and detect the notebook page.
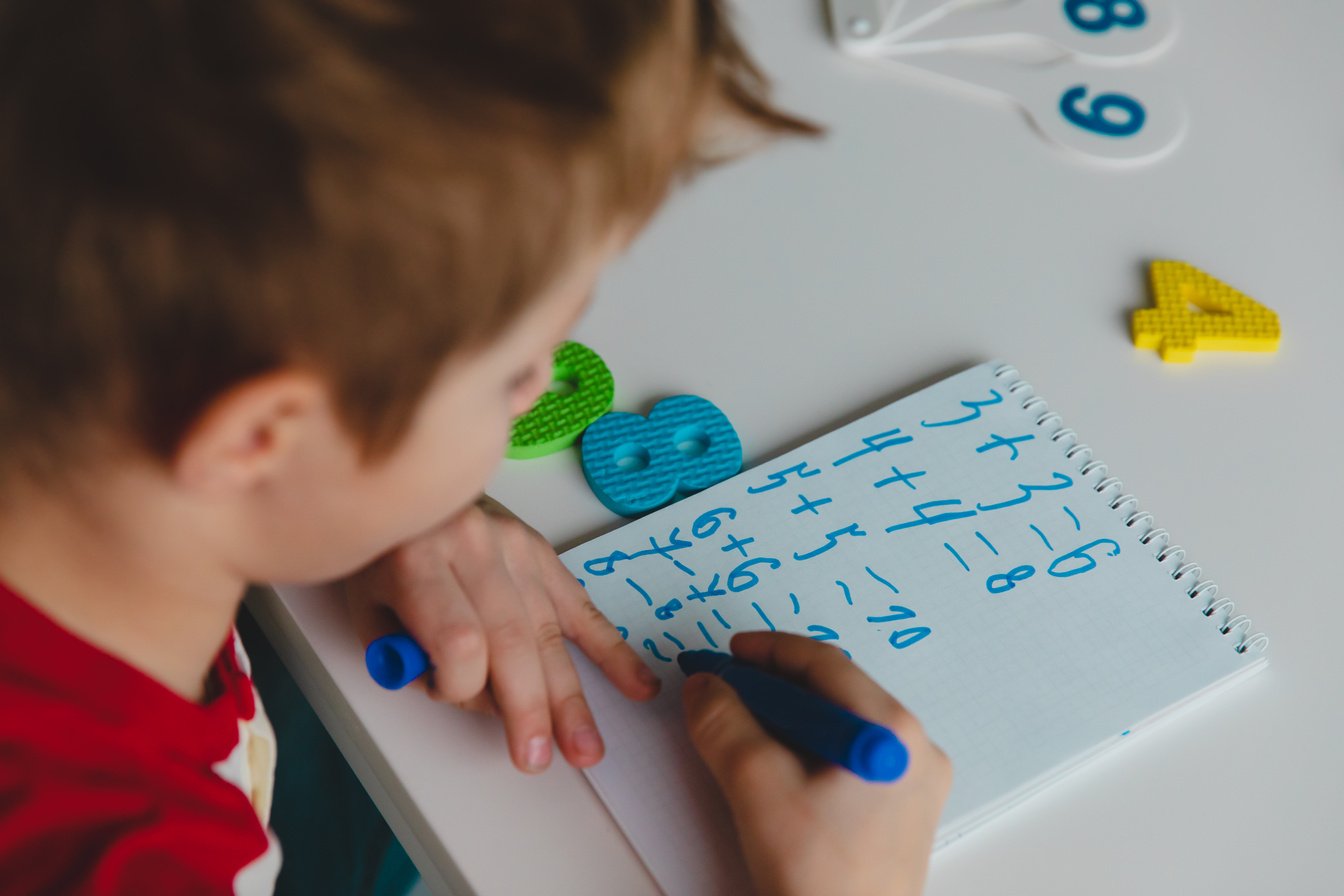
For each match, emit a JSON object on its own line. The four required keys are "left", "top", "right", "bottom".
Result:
{"left": 562, "top": 361, "right": 1263, "bottom": 895}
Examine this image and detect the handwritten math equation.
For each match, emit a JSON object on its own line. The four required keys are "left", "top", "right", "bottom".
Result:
{"left": 567, "top": 370, "right": 1122, "bottom": 670}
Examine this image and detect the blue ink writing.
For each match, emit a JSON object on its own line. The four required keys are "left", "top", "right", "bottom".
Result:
{"left": 793, "top": 523, "right": 868, "bottom": 561}
{"left": 944, "top": 542, "right": 970, "bottom": 572}
{"left": 976, "top": 433, "right": 1035, "bottom": 461}
{"left": 975, "top": 531, "right": 999, "bottom": 556}
{"left": 654, "top": 598, "right": 683, "bottom": 621}
{"left": 626, "top": 577, "right": 652, "bottom": 606}
{"left": 873, "top": 466, "right": 927, "bottom": 490}
{"left": 684, "top": 573, "right": 726, "bottom": 604}
{"left": 727, "top": 557, "right": 783, "bottom": 592}
{"left": 642, "top": 638, "right": 671, "bottom": 662}
{"left": 1029, "top": 524, "right": 1053, "bottom": 551}
{"left": 791, "top": 494, "right": 833, "bottom": 515}
{"left": 976, "top": 473, "right": 1074, "bottom": 513}
{"left": 789, "top": 592, "right": 801, "bottom": 614}
{"left": 746, "top": 462, "right": 820, "bottom": 494}
{"left": 1063, "top": 505, "right": 1081, "bottom": 531}
{"left": 697, "top": 621, "right": 718, "bottom": 648}
{"left": 583, "top": 550, "right": 634, "bottom": 577}
{"left": 711, "top": 609, "right": 732, "bottom": 629}
{"left": 833, "top": 427, "right": 914, "bottom": 467}
{"left": 720, "top": 533, "right": 755, "bottom": 557}
{"left": 692, "top": 506, "right": 738, "bottom": 539}
{"left": 584, "top": 527, "right": 696, "bottom": 577}
{"left": 866, "top": 605, "right": 917, "bottom": 623}
{"left": 987, "top": 565, "right": 1036, "bottom": 595}
{"left": 663, "top": 632, "right": 685, "bottom": 651}
{"left": 889, "top": 626, "right": 932, "bottom": 649}
{"left": 805, "top": 625, "right": 852, "bottom": 658}
{"left": 1048, "top": 538, "right": 1121, "bottom": 578}
{"left": 642, "top": 529, "right": 696, "bottom": 576}
{"left": 864, "top": 566, "right": 900, "bottom": 595}
{"left": 836, "top": 579, "right": 853, "bottom": 606}
{"left": 751, "top": 601, "right": 776, "bottom": 631}
{"left": 920, "top": 389, "right": 1003, "bottom": 428}
{"left": 886, "top": 499, "right": 978, "bottom": 533}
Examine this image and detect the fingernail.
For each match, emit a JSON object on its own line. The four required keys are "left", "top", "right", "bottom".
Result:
{"left": 573, "top": 726, "right": 603, "bottom": 758}
{"left": 638, "top": 665, "right": 661, "bottom": 690}
{"left": 525, "top": 736, "right": 551, "bottom": 772}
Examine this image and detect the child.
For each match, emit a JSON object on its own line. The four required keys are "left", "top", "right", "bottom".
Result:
{"left": 0, "top": 1, "right": 949, "bottom": 894}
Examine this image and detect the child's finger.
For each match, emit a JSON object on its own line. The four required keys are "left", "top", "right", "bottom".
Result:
{"left": 344, "top": 552, "right": 489, "bottom": 703}
{"left": 518, "top": 590, "right": 606, "bottom": 768}
{"left": 682, "top": 673, "right": 803, "bottom": 813}
{"left": 453, "top": 691, "right": 499, "bottom": 716}
{"left": 494, "top": 532, "right": 605, "bottom": 767}
{"left": 728, "top": 631, "right": 921, "bottom": 743}
{"left": 404, "top": 570, "right": 490, "bottom": 705}
{"left": 539, "top": 553, "right": 660, "bottom": 701}
{"left": 453, "top": 560, "right": 554, "bottom": 774}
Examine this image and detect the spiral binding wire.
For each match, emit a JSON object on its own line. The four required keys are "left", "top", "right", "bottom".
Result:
{"left": 991, "top": 363, "right": 1269, "bottom": 656}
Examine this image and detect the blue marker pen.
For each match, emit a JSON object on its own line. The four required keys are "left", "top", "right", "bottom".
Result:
{"left": 677, "top": 649, "right": 909, "bottom": 783}
{"left": 366, "top": 633, "right": 430, "bottom": 690}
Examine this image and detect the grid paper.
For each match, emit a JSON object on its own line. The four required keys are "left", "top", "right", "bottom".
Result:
{"left": 562, "top": 361, "right": 1265, "bottom": 896}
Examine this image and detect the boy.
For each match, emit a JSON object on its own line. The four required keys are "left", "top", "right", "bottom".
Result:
{"left": 0, "top": 1, "right": 949, "bottom": 894}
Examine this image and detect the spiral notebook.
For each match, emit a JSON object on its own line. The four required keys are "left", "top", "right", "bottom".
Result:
{"left": 560, "top": 361, "right": 1268, "bottom": 896}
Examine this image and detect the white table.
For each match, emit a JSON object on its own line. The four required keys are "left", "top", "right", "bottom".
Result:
{"left": 248, "top": 2, "right": 1344, "bottom": 892}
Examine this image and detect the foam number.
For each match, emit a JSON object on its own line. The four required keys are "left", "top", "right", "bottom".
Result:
{"left": 1132, "top": 261, "right": 1281, "bottom": 362}
{"left": 580, "top": 395, "right": 743, "bottom": 517}
{"left": 859, "top": 0, "right": 1176, "bottom": 65}
{"left": 507, "top": 341, "right": 615, "bottom": 459}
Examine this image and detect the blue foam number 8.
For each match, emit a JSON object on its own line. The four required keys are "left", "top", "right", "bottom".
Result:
{"left": 1059, "top": 85, "right": 1145, "bottom": 137}
{"left": 1063, "top": 0, "right": 1146, "bottom": 33}
{"left": 581, "top": 395, "right": 743, "bottom": 517}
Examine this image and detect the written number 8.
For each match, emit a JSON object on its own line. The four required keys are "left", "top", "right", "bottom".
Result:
{"left": 1059, "top": 85, "right": 1145, "bottom": 137}
{"left": 1063, "top": 0, "right": 1147, "bottom": 33}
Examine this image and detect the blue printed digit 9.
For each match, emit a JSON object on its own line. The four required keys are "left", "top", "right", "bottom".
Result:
{"left": 580, "top": 395, "right": 743, "bottom": 517}
{"left": 1059, "top": 85, "right": 1145, "bottom": 137}
{"left": 1063, "top": 0, "right": 1147, "bottom": 33}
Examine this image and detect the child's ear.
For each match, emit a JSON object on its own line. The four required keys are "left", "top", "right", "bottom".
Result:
{"left": 173, "top": 370, "right": 327, "bottom": 494}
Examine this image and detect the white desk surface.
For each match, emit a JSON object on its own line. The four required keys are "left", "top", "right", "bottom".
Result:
{"left": 250, "top": 2, "right": 1344, "bottom": 893}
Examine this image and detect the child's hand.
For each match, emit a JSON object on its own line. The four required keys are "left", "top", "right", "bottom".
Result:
{"left": 344, "top": 496, "right": 660, "bottom": 773}
{"left": 682, "top": 631, "right": 951, "bottom": 896}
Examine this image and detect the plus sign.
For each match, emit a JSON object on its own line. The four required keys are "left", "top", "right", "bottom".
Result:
{"left": 720, "top": 533, "right": 755, "bottom": 558}
{"left": 873, "top": 466, "right": 926, "bottom": 491}
{"left": 790, "top": 494, "right": 833, "bottom": 515}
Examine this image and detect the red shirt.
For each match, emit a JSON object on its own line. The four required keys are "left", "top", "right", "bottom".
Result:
{"left": 0, "top": 580, "right": 281, "bottom": 894}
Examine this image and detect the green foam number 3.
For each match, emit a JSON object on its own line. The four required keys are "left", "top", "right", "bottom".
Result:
{"left": 506, "top": 341, "right": 615, "bottom": 459}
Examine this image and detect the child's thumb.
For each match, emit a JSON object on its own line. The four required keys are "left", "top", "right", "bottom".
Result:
{"left": 681, "top": 673, "right": 798, "bottom": 805}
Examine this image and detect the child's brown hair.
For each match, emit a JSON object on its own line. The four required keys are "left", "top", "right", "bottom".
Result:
{"left": 0, "top": 0, "right": 814, "bottom": 480}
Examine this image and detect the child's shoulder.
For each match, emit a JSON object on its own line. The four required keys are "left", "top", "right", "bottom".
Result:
{"left": 0, "top": 581, "right": 279, "bottom": 893}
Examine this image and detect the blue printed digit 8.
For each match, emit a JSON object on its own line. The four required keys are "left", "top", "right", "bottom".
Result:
{"left": 1063, "top": 0, "right": 1147, "bottom": 33}
{"left": 580, "top": 395, "right": 743, "bottom": 517}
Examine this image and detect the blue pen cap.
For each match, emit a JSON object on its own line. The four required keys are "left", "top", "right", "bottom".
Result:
{"left": 848, "top": 725, "right": 909, "bottom": 782}
{"left": 366, "top": 633, "right": 430, "bottom": 690}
